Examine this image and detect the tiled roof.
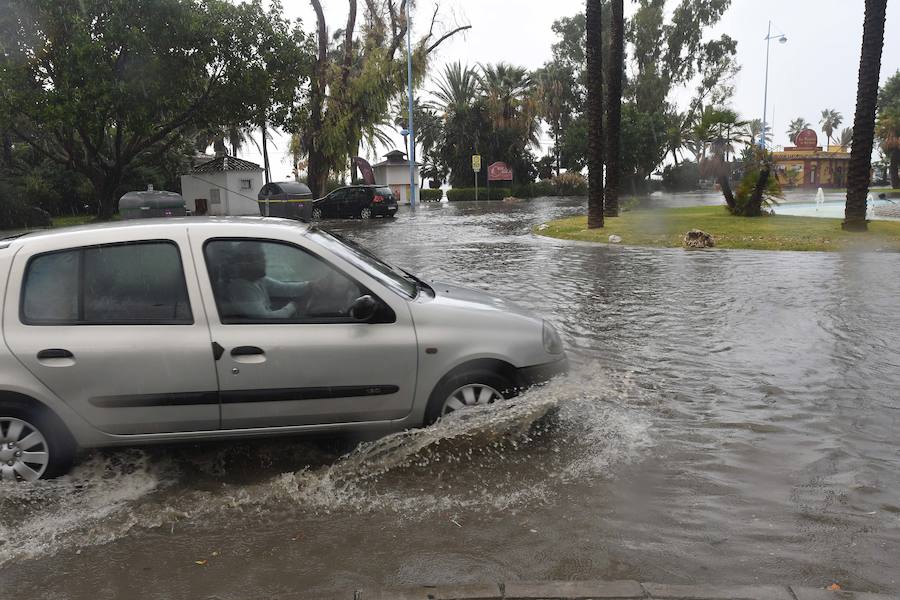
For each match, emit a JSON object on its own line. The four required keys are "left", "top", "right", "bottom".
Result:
{"left": 192, "top": 155, "right": 262, "bottom": 173}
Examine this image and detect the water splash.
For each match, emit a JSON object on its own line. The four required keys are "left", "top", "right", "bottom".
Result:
{"left": 0, "top": 369, "right": 652, "bottom": 566}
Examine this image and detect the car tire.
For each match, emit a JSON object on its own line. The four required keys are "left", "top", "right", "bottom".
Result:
{"left": 0, "top": 400, "right": 76, "bottom": 481}
{"left": 311, "top": 207, "right": 323, "bottom": 220}
{"left": 359, "top": 207, "right": 373, "bottom": 219}
{"left": 424, "top": 369, "right": 515, "bottom": 425}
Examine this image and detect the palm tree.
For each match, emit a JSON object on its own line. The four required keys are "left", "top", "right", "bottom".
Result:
{"left": 844, "top": 0, "right": 888, "bottom": 231}
{"left": 604, "top": 0, "right": 624, "bottom": 217}
{"left": 433, "top": 62, "right": 480, "bottom": 113}
{"left": 787, "top": 118, "right": 812, "bottom": 144}
{"left": 877, "top": 107, "right": 900, "bottom": 188}
{"left": 747, "top": 119, "right": 772, "bottom": 147}
{"left": 534, "top": 64, "right": 573, "bottom": 177}
{"left": 839, "top": 126, "right": 854, "bottom": 148}
{"left": 585, "top": 0, "right": 604, "bottom": 228}
{"left": 819, "top": 109, "right": 843, "bottom": 150}
{"left": 478, "top": 63, "right": 540, "bottom": 147}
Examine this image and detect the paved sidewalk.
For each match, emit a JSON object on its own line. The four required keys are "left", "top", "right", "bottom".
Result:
{"left": 317, "top": 580, "right": 895, "bottom": 600}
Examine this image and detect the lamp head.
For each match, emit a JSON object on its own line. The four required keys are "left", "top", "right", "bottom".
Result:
{"left": 778, "top": 35, "right": 787, "bottom": 44}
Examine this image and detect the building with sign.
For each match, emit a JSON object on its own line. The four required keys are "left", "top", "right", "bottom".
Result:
{"left": 373, "top": 150, "right": 421, "bottom": 204}
{"left": 772, "top": 129, "right": 850, "bottom": 188}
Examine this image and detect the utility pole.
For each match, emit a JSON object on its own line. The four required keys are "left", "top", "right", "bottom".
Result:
{"left": 405, "top": 0, "right": 417, "bottom": 208}
{"left": 761, "top": 21, "right": 787, "bottom": 149}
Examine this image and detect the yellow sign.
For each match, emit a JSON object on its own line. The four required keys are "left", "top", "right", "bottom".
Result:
{"left": 472, "top": 155, "right": 481, "bottom": 172}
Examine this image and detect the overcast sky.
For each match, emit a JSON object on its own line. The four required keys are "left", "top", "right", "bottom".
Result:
{"left": 245, "top": 0, "right": 900, "bottom": 180}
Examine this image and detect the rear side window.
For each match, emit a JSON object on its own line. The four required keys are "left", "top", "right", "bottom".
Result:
{"left": 375, "top": 187, "right": 394, "bottom": 199}
{"left": 21, "top": 241, "right": 192, "bottom": 325}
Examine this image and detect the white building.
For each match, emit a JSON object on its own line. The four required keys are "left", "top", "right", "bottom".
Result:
{"left": 373, "top": 150, "right": 422, "bottom": 205}
{"left": 179, "top": 155, "right": 264, "bottom": 216}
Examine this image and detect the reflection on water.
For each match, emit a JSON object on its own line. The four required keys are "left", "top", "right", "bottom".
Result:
{"left": 2, "top": 198, "right": 900, "bottom": 599}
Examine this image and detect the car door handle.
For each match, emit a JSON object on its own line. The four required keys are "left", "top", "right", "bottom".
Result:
{"left": 37, "top": 349, "right": 74, "bottom": 359}
{"left": 231, "top": 346, "right": 264, "bottom": 356}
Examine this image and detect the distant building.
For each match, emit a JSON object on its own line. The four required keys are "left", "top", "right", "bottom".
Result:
{"left": 772, "top": 129, "right": 850, "bottom": 188}
{"left": 180, "top": 155, "right": 264, "bottom": 215}
{"left": 373, "top": 150, "right": 421, "bottom": 205}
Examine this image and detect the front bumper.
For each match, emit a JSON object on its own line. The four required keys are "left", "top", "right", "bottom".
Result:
{"left": 516, "top": 356, "right": 569, "bottom": 389}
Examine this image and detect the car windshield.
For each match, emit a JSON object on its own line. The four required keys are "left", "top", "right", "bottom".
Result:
{"left": 307, "top": 227, "right": 418, "bottom": 299}
{"left": 375, "top": 186, "right": 395, "bottom": 199}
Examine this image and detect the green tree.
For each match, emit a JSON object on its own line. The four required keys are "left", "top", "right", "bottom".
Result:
{"left": 586, "top": 0, "right": 604, "bottom": 228}
{"left": 839, "top": 126, "right": 854, "bottom": 148}
{"left": 845, "top": 0, "right": 888, "bottom": 231}
{"left": 0, "top": 0, "right": 310, "bottom": 219}
{"left": 747, "top": 119, "right": 772, "bottom": 147}
{"left": 819, "top": 109, "right": 843, "bottom": 150}
{"left": 876, "top": 70, "right": 900, "bottom": 188}
{"left": 301, "top": 0, "right": 469, "bottom": 198}
{"left": 787, "top": 118, "right": 812, "bottom": 144}
{"left": 432, "top": 62, "right": 487, "bottom": 188}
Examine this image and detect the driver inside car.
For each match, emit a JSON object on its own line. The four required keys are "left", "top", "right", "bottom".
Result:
{"left": 220, "top": 242, "right": 311, "bottom": 319}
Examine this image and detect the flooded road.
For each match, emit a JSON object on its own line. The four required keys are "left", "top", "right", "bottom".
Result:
{"left": 3, "top": 198, "right": 900, "bottom": 598}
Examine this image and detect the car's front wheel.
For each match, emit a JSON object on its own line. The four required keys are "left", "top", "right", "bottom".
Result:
{"left": 425, "top": 370, "right": 514, "bottom": 424}
{"left": 0, "top": 402, "right": 75, "bottom": 482}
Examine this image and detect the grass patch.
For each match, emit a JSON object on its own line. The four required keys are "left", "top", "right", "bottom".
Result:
{"left": 535, "top": 206, "right": 900, "bottom": 252}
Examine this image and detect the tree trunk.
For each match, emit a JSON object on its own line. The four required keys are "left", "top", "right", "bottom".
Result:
{"left": 306, "top": 0, "right": 328, "bottom": 199}
{"left": 890, "top": 149, "right": 899, "bottom": 189}
{"left": 260, "top": 118, "right": 271, "bottom": 185}
{"left": 745, "top": 167, "right": 770, "bottom": 217}
{"left": 94, "top": 173, "right": 123, "bottom": 221}
{"left": 844, "top": 0, "right": 887, "bottom": 231}
{"left": 718, "top": 174, "right": 736, "bottom": 212}
{"left": 603, "top": 0, "right": 624, "bottom": 218}
{"left": 586, "top": 0, "right": 604, "bottom": 229}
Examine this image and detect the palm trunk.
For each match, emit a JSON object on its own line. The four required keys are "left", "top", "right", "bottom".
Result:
{"left": 603, "top": 0, "right": 624, "bottom": 218}
{"left": 260, "top": 118, "right": 271, "bottom": 185}
{"left": 586, "top": 0, "right": 605, "bottom": 228}
{"left": 746, "top": 167, "right": 770, "bottom": 217}
{"left": 306, "top": 0, "right": 328, "bottom": 198}
{"left": 844, "top": 0, "right": 887, "bottom": 231}
{"left": 890, "top": 149, "right": 899, "bottom": 189}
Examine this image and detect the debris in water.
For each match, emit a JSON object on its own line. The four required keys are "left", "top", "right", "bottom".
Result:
{"left": 827, "top": 583, "right": 841, "bottom": 591}
{"left": 450, "top": 519, "right": 462, "bottom": 528}
{"left": 195, "top": 560, "right": 208, "bottom": 566}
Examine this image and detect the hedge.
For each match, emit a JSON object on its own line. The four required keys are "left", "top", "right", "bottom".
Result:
{"left": 419, "top": 188, "right": 443, "bottom": 202}
{"left": 446, "top": 187, "right": 512, "bottom": 201}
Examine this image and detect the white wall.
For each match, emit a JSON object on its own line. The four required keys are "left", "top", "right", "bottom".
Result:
{"left": 374, "top": 164, "right": 421, "bottom": 205}
{"left": 179, "top": 171, "right": 263, "bottom": 216}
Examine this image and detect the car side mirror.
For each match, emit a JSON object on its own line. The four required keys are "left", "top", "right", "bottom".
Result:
{"left": 350, "top": 294, "right": 378, "bottom": 321}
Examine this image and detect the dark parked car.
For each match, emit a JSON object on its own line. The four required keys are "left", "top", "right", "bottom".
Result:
{"left": 312, "top": 186, "right": 398, "bottom": 220}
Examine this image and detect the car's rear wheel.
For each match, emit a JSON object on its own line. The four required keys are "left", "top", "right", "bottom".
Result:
{"left": 425, "top": 369, "right": 514, "bottom": 424}
{"left": 311, "top": 207, "right": 323, "bottom": 220}
{"left": 0, "top": 402, "right": 75, "bottom": 482}
{"left": 359, "top": 207, "right": 373, "bottom": 219}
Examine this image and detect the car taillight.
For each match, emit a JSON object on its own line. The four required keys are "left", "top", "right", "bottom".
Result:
{"left": 373, "top": 195, "right": 384, "bottom": 203}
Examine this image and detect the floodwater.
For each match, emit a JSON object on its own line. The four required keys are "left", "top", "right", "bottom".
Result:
{"left": 2, "top": 198, "right": 900, "bottom": 598}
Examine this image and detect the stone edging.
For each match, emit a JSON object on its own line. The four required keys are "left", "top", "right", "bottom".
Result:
{"left": 324, "top": 580, "right": 894, "bottom": 600}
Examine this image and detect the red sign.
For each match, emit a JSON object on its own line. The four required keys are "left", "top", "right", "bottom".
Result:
{"left": 488, "top": 161, "right": 513, "bottom": 181}
{"left": 353, "top": 156, "right": 376, "bottom": 184}
{"left": 795, "top": 129, "right": 818, "bottom": 149}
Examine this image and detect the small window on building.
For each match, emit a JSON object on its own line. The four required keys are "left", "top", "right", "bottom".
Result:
{"left": 240, "top": 179, "right": 252, "bottom": 190}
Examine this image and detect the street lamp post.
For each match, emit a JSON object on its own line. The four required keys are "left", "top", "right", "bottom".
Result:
{"left": 760, "top": 21, "right": 787, "bottom": 149}
{"left": 405, "top": 0, "right": 417, "bottom": 208}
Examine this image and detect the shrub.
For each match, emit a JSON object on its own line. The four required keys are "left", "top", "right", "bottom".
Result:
{"left": 446, "top": 187, "right": 512, "bottom": 201}
{"left": 552, "top": 172, "right": 588, "bottom": 196}
{"left": 419, "top": 188, "right": 443, "bottom": 202}
{"left": 0, "top": 181, "right": 52, "bottom": 228}
{"left": 513, "top": 180, "right": 555, "bottom": 198}
{"left": 662, "top": 161, "right": 700, "bottom": 191}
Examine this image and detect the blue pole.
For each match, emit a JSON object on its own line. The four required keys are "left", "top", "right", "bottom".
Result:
{"left": 761, "top": 21, "right": 771, "bottom": 149}
{"left": 406, "top": 0, "right": 416, "bottom": 208}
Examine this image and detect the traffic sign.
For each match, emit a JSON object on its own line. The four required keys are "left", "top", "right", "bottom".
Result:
{"left": 472, "top": 155, "right": 482, "bottom": 172}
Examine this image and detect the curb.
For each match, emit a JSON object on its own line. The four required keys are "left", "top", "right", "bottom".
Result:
{"left": 315, "top": 580, "right": 894, "bottom": 600}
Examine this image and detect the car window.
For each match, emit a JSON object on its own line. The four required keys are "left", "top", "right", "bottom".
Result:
{"left": 375, "top": 186, "right": 394, "bottom": 199}
{"left": 204, "top": 239, "right": 365, "bottom": 324}
{"left": 21, "top": 241, "right": 192, "bottom": 325}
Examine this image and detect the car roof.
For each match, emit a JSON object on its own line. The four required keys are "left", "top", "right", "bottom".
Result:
{"left": 2, "top": 216, "right": 311, "bottom": 249}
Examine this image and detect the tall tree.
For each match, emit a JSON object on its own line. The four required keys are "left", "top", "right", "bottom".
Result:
{"left": 844, "top": 0, "right": 888, "bottom": 231}
{"left": 876, "top": 71, "right": 900, "bottom": 188}
{"left": 0, "top": 0, "right": 311, "bottom": 219}
{"left": 747, "top": 119, "right": 772, "bottom": 147}
{"left": 787, "top": 118, "right": 812, "bottom": 144}
{"left": 819, "top": 109, "right": 843, "bottom": 150}
{"left": 839, "top": 126, "right": 854, "bottom": 148}
{"left": 301, "top": 0, "right": 470, "bottom": 198}
{"left": 586, "top": 0, "right": 604, "bottom": 228}
{"left": 604, "top": 0, "right": 625, "bottom": 217}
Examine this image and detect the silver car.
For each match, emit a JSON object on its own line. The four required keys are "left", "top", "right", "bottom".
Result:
{"left": 0, "top": 218, "right": 567, "bottom": 481}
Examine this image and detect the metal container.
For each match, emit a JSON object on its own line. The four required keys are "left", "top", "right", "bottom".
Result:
{"left": 119, "top": 190, "right": 187, "bottom": 219}
{"left": 258, "top": 182, "right": 313, "bottom": 221}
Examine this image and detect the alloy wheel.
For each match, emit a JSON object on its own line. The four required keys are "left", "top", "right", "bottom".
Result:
{"left": 312, "top": 207, "right": 323, "bottom": 220}
{"left": 360, "top": 207, "right": 373, "bottom": 219}
{"left": 0, "top": 417, "right": 50, "bottom": 482}
{"left": 441, "top": 384, "right": 505, "bottom": 416}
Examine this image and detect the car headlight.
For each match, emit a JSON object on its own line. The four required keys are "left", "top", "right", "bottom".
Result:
{"left": 542, "top": 320, "right": 564, "bottom": 355}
